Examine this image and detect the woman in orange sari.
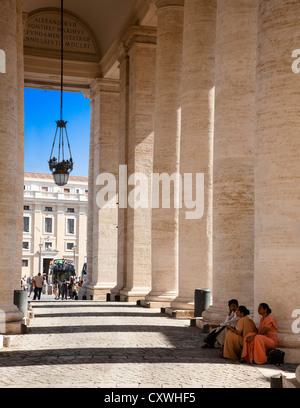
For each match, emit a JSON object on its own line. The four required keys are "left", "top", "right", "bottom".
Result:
{"left": 223, "top": 306, "right": 257, "bottom": 360}
{"left": 241, "top": 303, "right": 278, "bottom": 365}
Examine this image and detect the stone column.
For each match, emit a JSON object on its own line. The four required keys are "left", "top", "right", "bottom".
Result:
{"left": 116, "top": 27, "right": 157, "bottom": 302}
{"left": 84, "top": 79, "right": 119, "bottom": 300}
{"left": 14, "top": 0, "right": 25, "bottom": 291}
{"left": 85, "top": 96, "right": 95, "bottom": 288}
{"left": 111, "top": 51, "right": 129, "bottom": 301}
{"left": 255, "top": 0, "right": 300, "bottom": 363}
{"left": 144, "top": 0, "right": 184, "bottom": 307}
{"left": 202, "top": 0, "right": 257, "bottom": 324}
{"left": 0, "top": 0, "right": 24, "bottom": 333}
{"left": 169, "top": 0, "right": 216, "bottom": 315}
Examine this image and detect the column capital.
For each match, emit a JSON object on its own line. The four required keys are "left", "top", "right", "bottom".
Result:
{"left": 155, "top": 0, "right": 184, "bottom": 9}
{"left": 88, "top": 78, "right": 119, "bottom": 101}
{"left": 122, "top": 25, "right": 157, "bottom": 55}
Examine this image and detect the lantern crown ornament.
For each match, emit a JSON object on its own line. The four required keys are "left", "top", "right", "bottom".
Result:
{"left": 48, "top": 0, "right": 73, "bottom": 186}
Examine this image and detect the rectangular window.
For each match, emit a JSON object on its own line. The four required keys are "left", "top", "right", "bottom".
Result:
{"left": 22, "top": 260, "right": 29, "bottom": 267}
{"left": 64, "top": 188, "right": 70, "bottom": 194}
{"left": 42, "top": 186, "right": 48, "bottom": 192}
{"left": 45, "top": 242, "right": 52, "bottom": 250}
{"left": 66, "top": 242, "right": 74, "bottom": 250}
{"left": 22, "top": 241, "right": 29, "bottom": 250}
{"left": 67, "top": 208, "right": 75, "bottom": 213}
{"left": 45, "top": 217, "right": 53, "bottom": 233}
{"left": 24, "top": 205, "right": 30, "bottom": 211}
{"left": 45, "top": 207, "right": 52, "bottom": 212}
{"left": 23, "top": 216, "right": 30, "bottom": 233}
{"left": 67, "top": 218, "right": 75, "bottom": 235}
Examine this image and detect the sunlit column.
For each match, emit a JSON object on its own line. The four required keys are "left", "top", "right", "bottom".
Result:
{"left": 111, "top": 50, "right": 129, "bottom": 301}
{"left": 85, "top": 79, "right": 119, "bottom": 300}
{"left": 202, "top": 0, "right": 257, "bottom": 324}
{"left": 0, "top": 0, "right": 24, "bottom": 332}
{"left": 169, "top": 0, "right": 216, "bottom": 314}
{"left": 14, "top": 0, "right": 25, "bottom": 291}
{"left": 144, "top": 0, "right": 184, "bottom": 307}
{"left": 85, "top": 94, "right": 95, "bottom": 288}
{"left": 117, "top": 27, "right": 157, "bottom": 302}
{"left": 255, "top": 0, "right": 300, "bottom": 363}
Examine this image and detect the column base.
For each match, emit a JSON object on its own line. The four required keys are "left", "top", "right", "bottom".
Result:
{"left": 0, "top": 304, "right": 24, "bottom": 335}
{"left": 201, "top": 303, "right": 226, "bottom": 325}
{"left": 119, "top": 287, "right": 151, "bottom": 302}
{"left": 82, "top": 283, "right": 116, "bottom": 301}
{"left": 281, "top": 348, "right": 300, "bottom": 364}
{"left": 143, "top": 290, "right": 177, "bottom": 308}
{"left": 109, "top": 286, "right": 123, "bottom": 301}
{"left": 139, "top": 299, "right": 171, "bottom": 309}
{"left": 170, "top": 296, "right": 194, "bottom": 311}
{"left": 164, "top": 307, "right": 194, "bottom": 319}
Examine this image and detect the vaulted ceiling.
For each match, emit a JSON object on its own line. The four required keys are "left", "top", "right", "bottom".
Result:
{"left": 23, "top": 0, "right": 154, "bottom": 58}
{"left": 22, "top": 0, "right": 157, "bottom": 90}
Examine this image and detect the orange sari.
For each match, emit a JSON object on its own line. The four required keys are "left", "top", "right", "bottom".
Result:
{"left": 241, "top": 314, "right": 278, "bottom": 364}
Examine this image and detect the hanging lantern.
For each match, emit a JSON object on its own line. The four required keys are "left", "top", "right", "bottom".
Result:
{"left": 48, "top": 0, "right": 73, "bottom": 186}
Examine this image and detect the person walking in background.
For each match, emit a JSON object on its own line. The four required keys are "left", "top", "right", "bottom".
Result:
{"left": 61, "top": 279, "right": 68, "bottom": 300}
{"left": 54, "top": 279, "right": 61, "bottom": 300}
{"left": 28, "top": 275, "right": 34, "bottom": 298}
{"left": 241, "top": 303, "right": 278, "bottom": 364}
{"left": 33, "top": 272, "right": 43, "bottom": 300}
{"left": 69, "top": 277, "right": 74, "bottom": 299}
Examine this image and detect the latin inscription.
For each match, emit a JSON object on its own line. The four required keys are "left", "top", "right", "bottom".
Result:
{"left": 24, "top": 12, "right": 97, "bottom": 55}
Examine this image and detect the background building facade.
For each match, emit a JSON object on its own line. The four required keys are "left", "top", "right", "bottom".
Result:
{"left": 22, "top": 172, "right": 88, "bottom": 280}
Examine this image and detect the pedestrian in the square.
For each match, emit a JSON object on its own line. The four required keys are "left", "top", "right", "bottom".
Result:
{"left": 33, "top": 272, "right": 43, "bottom": 300}
{"left": 61, "top": 279, "right": 68, "bottom": 300}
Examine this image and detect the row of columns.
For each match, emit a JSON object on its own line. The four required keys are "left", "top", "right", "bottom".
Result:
{"left": 0, "top": 0, "right": 298, "bottom": 361}
{"left": 86, "top": 0, "right": 300, "bottom": 361}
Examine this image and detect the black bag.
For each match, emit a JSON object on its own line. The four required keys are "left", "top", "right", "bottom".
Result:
{"left": 203, "top": 325, "right": 226, "bottom": 344}
{"left": 267, "top": 349, "right": 285, "bottom": 365}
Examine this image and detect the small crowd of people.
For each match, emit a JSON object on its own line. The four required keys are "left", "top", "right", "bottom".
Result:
{"left": 21, "top": 274, "right": 85, "bottom": 301}
{"left": 53, "top": 277, "right": 85, "bottom": 300}
{"left": 201, "top": 299, "right": 279, "bottom": 365}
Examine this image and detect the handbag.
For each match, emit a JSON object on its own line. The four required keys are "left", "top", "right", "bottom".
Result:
{"left": 267, "top": 349, "right": 285, "bottom": 365}
{"left": 203, "top": 325, "right": 226, "bottom": 344}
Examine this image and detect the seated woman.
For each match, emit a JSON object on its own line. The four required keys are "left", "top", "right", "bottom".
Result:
{"left": 223, "top": 306, "right": 257, "bottom": 360}
{"left": 241, "top": 303, "right": 278, "bottom": 365}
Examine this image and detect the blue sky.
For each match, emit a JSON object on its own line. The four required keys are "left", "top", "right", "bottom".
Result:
{"left": 24, "top": 88, "right": 90, "bottom": 177}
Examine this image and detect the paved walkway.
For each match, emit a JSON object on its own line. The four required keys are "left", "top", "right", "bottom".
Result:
{"left": 0, "top": 296, "right": 297, "bottom": 388}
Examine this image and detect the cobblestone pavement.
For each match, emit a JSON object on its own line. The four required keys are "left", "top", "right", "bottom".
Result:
{"left": 0, "top": 296, "right": 297, "bottom": 388}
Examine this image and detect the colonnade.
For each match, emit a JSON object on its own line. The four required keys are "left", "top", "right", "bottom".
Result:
{"left": 0, "top": 0, "right": 300, "bottom": 362}
{"left": 86, "top": 0, "right": 300, "bottom": 362}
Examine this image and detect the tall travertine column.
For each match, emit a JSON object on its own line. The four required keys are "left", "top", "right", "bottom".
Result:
{"left": 255, "top": 0, "right": 300, "bottom": 363}
{"left": 169, "top": 0, "right": 216, "bottom": 314}
{"left": 202, "top": 0, "right": 257, "bottom": 323}
{"left": 111, "top": 51, "right": 129, "bottom": 301}
{"left": 116, "top": 27, "right": 157, "bottom": 302}
{"left": 14, "top": 0, "right": 25, "bottom": 291}
{"left": 85, "top": 95, "right": 95, "bottom": 289}
{"left": 144, "top": 0, "right": 184, "bottom": 307}
{"left": 0, "top": 0, "right": 24, "bottom": 333}
{"left": 84, "top": 79, "right": 119, "bottom": 300}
